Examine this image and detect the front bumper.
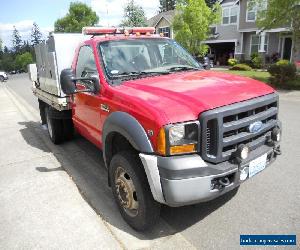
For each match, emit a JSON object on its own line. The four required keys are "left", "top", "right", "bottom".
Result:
{"left": 140, "top": 144, "right": 280, "bottom": 207}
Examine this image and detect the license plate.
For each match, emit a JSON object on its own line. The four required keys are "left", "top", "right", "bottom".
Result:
{"left": 249, "top": 153, "right": 267, "bottom": 178}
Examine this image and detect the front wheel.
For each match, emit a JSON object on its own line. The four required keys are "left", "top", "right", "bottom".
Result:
{"left": 109, "top": 151, "right": 161, "bottom": 231}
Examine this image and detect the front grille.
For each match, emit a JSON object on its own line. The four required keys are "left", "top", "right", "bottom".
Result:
{"left": 200, "top": 93, "right": 279, "bottom": 163}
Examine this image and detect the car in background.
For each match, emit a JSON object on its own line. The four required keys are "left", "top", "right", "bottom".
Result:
{"left": 0, "top": 71, "right": 8, "bottom": 82}
{"left": 195, "top": 55, "right": 214, "bottom": 70}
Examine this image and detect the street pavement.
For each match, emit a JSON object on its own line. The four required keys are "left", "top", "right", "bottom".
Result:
{"left": 1, "top": 74, "right": 299, "bottom": 249}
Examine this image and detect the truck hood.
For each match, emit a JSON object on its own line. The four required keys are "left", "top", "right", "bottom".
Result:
{"left": 117, "top": 70, "right": 275, "bottom": 124}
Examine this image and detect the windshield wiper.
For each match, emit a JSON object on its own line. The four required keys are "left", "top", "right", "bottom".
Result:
{"left": 111, "top": 70, "right": 170, "bottom": 79}
{"left": 167, "top": 66, "right": 200, "bottom": 72}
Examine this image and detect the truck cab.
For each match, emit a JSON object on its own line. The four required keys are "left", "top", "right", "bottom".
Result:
{"left": 30, "top": 27, "right": 282, "bottom": 231}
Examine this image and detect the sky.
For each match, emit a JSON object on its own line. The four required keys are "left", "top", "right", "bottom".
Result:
{"left": 0, "top": 0, "right": 160, "bottom": 48}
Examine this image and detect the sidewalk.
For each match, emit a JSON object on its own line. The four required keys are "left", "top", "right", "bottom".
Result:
{"left": 0, "top": 85, "right": 122, "bottom": 249}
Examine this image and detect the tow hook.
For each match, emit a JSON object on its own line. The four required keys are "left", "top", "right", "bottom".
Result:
{"left": 274, "top": 147, "right": 282, "bottom": 156}
{"left": 211, "top": 177, "right": 231, "bottom": 191}
{"left": 219, "top": 177, "right": 230, "bottom": 187}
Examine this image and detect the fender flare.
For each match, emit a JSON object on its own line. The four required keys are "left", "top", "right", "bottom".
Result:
{"left": 102, "top": 111, "right": 154, "bottom": 168}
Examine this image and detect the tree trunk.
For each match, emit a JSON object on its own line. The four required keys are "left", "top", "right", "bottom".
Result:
{"left": 292, "top": 12, "right": 300, "bottom": 62}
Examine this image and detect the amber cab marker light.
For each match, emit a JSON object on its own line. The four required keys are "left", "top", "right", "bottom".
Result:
{"left": 157, "top": 128, "right": 166, "bottom": 156}
{"left": 170, "top": 144, "right": 196, "bottom": 155}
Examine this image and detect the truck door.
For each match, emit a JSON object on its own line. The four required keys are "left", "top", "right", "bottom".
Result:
{"left": 72, "top": 45, "right": 102, "bottom": 146}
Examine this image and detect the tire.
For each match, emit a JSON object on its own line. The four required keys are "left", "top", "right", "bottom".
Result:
{"left": 63, "top": 119, "right": 74, "bottom": 141}
{"left": 38, "top": 99, "right": 47, "bottom": 125}
{"left": 45, "top": 107, "right": 64, "bottom": 144}
{"left": 109, "top": 151, "right": 161, "bottom": 231}
{"left": 0, "top": 76, "right": 4, "bottom": 82}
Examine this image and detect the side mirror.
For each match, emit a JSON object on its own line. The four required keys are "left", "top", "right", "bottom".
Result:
{"left": 60, "top": 68, "right": 100, "bottom": 95}
{"left": 60, "top": 69, "right": 76, "bottom": 95}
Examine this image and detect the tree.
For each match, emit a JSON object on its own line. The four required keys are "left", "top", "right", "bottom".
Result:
{"left": 255, "top": 0, "right": 300, "bottom": 62}
{"left": 12, "top": 26, "right": 22, "bottom": 54}
{"left": 159, "top": 0, "right": 177, "bottom": 12}
{"left": 15, "top": 52, "right": 33, "bottom": 71}
{"left": 0, "top": 54, "right": 16, "bottom": 72}
{"left": 121, "top": 0, "right": 147, "bottom": 27}
{"left": 172, "top": 0, "right": 221, "bottom": 56}
{"left": 0, "top": 38, "right": 3, "bottom": 60}
{"left": 31, "top": 22, "right": 43, "bottom": 46}
{"left": 54, "top": 2, "right": 99, "bottom": 33}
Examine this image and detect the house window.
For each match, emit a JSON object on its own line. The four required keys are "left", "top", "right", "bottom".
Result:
{"left": 222, "top": 6, "right": 238, "bottom": 25}
{"left": 247, "top": 1, "right": 256, "bottom": 21}
{"left": 247, "top": 0, "right": 267, "bottom": 22}
{"left": 158, "top": 27, "right": 170, "bottom": 38}
{"left": 230, "top": 6, "right": 238, "bottom": 24}
{"left": 250, "top": 34, "right": 269, "bottom": 54}
{"left": 222, "top": 8, "right": 230, "bottom": 24}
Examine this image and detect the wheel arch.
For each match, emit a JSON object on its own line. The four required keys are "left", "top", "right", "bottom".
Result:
{"left": 102, "top": 112, "right": 154, "bottom": 170}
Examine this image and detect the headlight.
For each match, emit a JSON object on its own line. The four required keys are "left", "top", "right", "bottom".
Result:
{"left": 169, "top": 125, "right": 185, "bottom": 145}
{"left": 157, "top": 121, "right": 199, "bottom": 156}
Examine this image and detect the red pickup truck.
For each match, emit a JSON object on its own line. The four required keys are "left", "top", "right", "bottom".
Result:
{"left": 29, "top": 27, "right": 282, "bottom": 231}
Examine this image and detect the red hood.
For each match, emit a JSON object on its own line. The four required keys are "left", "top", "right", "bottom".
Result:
{"left": 115, "top": 70, "right": 274, "bottom": 124}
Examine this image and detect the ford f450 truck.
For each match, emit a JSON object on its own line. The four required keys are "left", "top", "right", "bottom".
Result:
{"left": 29, "top": 27, "right": 282, "bottom": 231}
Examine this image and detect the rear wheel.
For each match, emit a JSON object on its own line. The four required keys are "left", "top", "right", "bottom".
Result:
{"left": 45, "top": 107, "right": 64, "bottom": 144}
{"left": 109, "top": 151, "right": 161, "bottom": 231}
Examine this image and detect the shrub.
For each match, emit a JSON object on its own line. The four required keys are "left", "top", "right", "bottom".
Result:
{"left": 268, "top": 61, "right": 296, "bottom": 84}
{"left": 230, "top": 64, "right": 252, "bottom": 71}
{"left": 276, "top": 59, "right": 290, "bottom": 66}
{"left": 228, "top": 58, "right": 238, "bottom": 66}
{"left": 251, "top": 53, "right": 263, "bottom": 69}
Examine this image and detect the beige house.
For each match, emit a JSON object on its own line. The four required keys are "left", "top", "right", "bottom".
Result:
{"left": 147, "top": 10, "right": 176, "bottom": 38}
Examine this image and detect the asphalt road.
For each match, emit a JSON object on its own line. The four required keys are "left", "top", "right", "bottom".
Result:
{"left": 4, "top": 74, "right": 300, "bottom": 249}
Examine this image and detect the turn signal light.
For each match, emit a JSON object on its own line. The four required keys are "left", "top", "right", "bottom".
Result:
{"left": 157, "top": 128, "right": 166, "bottom": 155}
{"left": 170, "top": 144, "right": 196, "bottom": 155}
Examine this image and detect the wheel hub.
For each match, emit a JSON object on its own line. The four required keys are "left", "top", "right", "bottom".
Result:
{"left": 115, "top": 167, "right": 138, "bottom": 216}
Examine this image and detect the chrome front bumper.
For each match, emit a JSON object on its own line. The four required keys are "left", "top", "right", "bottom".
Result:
{"left": 140, "top": 144, "right": 280, "bottom": 207}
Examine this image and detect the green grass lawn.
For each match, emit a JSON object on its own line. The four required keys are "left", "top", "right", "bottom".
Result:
{"left": 219, "top": 70, "right": 300, "bottom": 90}
{"left": 219, "top": 70, "right": 271, "bottom": 83}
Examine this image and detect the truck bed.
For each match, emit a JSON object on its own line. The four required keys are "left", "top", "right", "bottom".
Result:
{"left": 32, "top": 87, "right": 72, "bottom": 111}
{"left": 34, "top": 33, "right": 90, "bottom": 98}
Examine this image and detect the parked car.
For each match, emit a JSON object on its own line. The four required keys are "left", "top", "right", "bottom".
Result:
{"left": 0, "top": 71, "right": 8, "bottom": 82}
{"left": 28, "top": 27, "right": 282, "bottom": 231}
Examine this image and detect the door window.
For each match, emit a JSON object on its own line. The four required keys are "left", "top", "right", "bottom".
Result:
{"left": 76, "top": 46, "right": 97, "bottom": 78}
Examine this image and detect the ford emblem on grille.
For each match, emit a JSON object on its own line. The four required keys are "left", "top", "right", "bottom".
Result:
{"left": 249, "top": 121, "right": 263, "bottom": 133}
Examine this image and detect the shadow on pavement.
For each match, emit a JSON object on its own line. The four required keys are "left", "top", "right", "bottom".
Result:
{"left": 36, "top": 167, "right": 64, "bottom": 172}
{"left": 18, "top": 120, "right": 238, "bottom": 240}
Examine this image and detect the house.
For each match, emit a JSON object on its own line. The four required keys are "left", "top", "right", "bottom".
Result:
{"left": 204, "top": 0, "right": 296, "bottom": 65}
{"left": 148, "top": 0, "right": 299, "bottom": 65}
{"left": 147, "top": 10, "right": 176, "bottom": 38}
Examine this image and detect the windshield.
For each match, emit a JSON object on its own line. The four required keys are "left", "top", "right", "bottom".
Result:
{"left": 99, "top": 38, "right": 202, "bottom": 82}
